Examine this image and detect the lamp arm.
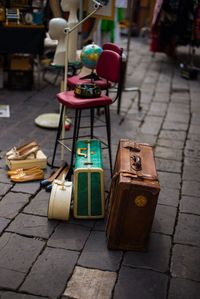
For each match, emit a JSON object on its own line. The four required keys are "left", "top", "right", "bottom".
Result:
{"left": 67, "top": 3, "right": 102, "bottom": 34}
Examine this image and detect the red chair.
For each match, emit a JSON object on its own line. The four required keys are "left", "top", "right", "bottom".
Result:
{"left": 67, "top": 43, "right": 123, "bottom": 93}
{"left": 102, "top": 43, "right": 142, "bottom": 113}
{"left": 51, "top": 50, "right": 122, "bottom": 176}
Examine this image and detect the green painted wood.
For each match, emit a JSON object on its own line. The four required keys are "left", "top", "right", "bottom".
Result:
{"left": 74, "top": 139, "right": 104, "bottom": 218}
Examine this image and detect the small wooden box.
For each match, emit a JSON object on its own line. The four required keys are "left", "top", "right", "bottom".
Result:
{"left": 6, "top": 150, "right": 47, "bottom": 170}
{"left": 7, "top": 70, "right": 33, "bottom": 90}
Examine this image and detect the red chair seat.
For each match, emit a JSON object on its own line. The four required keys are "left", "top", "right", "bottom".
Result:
{"left": 67, "top": 75, "right": 111, "bottom": 90}
{"left": 57, "top": 90, "right": 112, "bottom": 109}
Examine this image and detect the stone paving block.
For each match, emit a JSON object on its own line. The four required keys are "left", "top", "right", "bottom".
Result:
{"left": 188, "top": 124, "right": 200, "bottom": 135}
{"left": 134, "top": 133, "right": 157, "bottom": 146}
{"left": 170, "top": 92, "right": 190, "bottom": 102}
{"left": 153, "top": 92, "right": 170, "bottom": 103}
{"left": 0, "top": 168, "right": 11, "bottom": 183}
{"left": 113, "top": 266, "right": 168, "bottom": 299}
{"left": 159, "top": 130, "right": 186, "bottom": 141}
{"left": 155, "top": 158, "right": 181, "bottom": 173}
{"left": 123, "top": 233, "right": 171, "bottom": 273}
{"left": 69, "top": 218, "right": 95, "bottom": 229}
{"left": 0, "top": 217, "right": 10, "bottom": 234}
{"left": 171, "top": 244, "right": 200, "bottom": 281}
{"left": 148, "top": 102, "right": 167, "bottom": 116}
{"left": 123, "top": 110, "right": 145, "bottom": 122}
{"left": 23, "top": 189, "right": 49, "bottom": 216}
{"left": 156, "top": 82, "right": 171, "bottom": 93}
{"left": 48, "top": 222, "right": 91, "bottom": 251}
{"left": 188, "top": 127, "right": 200, "bottom": 140}
{"left": 0, "top": 268, "right": 25, "bottom": 290}
{"left": 143, "top": 75, "right": 158, "bottom": 84}
{"left": 158, "top": 188, "right": 180, "bottom": 207}
{"left": 140, "top": 116, "right": 163, "bottom": 135}
{"left": 152, "top": 204, "right": 177, "bottom": 235}
{"left": 184, "top": 157, "right": 200, "bottom": 169}
{"left": 157, "top": 172, "right": 181, "bottom": 190}
{"left": 6, "top": 213, "right": 58, "bottom": 239}
{"left": 174, "top": 213, "right": 200, "bottom": 246}
{"left": 165, "top": 112, "right": 190, "bottom": 124}
{"left": 0, "top": 182, "right": 12, "bottom": 196}
{"left": 1, "top": 292, "right": 47, "bottom": 299}
{"left": 0, "top": 233, "right": 44, "bottom": 289}
{"left": 11, "top": 182, "right": 41, "bottom": 194}
{"left": 184, "top": 141, "right": 200, "bottom": 158}
{"left": 183, "top": 164, "right": 200, "bottom": 182}
{"left": 93, "top": 219, "right": 106, "bottom": 231}
{"left": 0, "top": 192, "right": 30, "bottom": 219}
{"left": 162, "top": 121, "right": 188, "bottom": 131}
{"left": 191, "top": 113, "right": 200, "bottom": 126}
{"left": 157, "top": 138, "right": 184, "bottom": 149}
{"left": 182, "top": 181, "right": 200, "bottom": 197}
{"left": 20, "top": 247, "right": 79, "bottom": 298}
{"left": 155, "top": 146, "right": 182, "bottom": 161}
{"left": 78, "top": 231, "right": 122, "bottom": 271}
{"left": 180, "top": 196, "right": 200, "bottom": 215}
{"left": 185, "top": 139, "right": 200, "bottom": 149}
{"left": 63, "top": 266, "right": 117, "bottom": 299}
{"left": 191, "top": 100, "right": 200, "bottom": 112}
{"left": 168, "top": 102, "right": 189, "bottom": 113}
{"left": 168, "top": 278, "right": 200, "bottom": 299}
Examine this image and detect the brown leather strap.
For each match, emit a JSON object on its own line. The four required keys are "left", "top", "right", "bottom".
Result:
{"left": 123, "top": 140, "right": 141, "bottom": 152}
{"left": 113, "top": 170, "right": 157, "bottom": 181}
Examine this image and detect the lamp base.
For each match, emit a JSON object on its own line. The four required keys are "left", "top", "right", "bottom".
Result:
{"left": 35, "top": 113, "right": 71, "bottom": 130}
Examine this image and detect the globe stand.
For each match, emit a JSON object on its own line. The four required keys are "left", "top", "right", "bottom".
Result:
{"left": 80, "top": 69, "right": 100, "bottom": 82}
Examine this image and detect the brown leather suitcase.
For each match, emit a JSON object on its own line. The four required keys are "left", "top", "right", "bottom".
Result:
{"left": 106, "top": 139, "right": 160, "bottom": 251}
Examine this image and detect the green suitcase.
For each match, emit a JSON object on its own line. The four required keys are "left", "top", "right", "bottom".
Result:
{"left": 73, "top": 139, "right": 105, "bottom": 219}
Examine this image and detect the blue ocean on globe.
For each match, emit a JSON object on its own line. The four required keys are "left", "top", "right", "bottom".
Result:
{"left": 80, "top": 43, "right": 103, "bottom": 70}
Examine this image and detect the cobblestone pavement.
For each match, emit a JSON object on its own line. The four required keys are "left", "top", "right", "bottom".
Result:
{"left": 0, "top": 37, "right": 200, "bottom": 299}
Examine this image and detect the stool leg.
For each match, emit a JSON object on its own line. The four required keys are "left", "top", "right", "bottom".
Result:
{"left": 105, "top": 106, "right": 112, "bottom": 176}
{"left": 76, "top": 110, "right": 82, "bottom": 140}
{"left": 70, "top": 109, "right": 79, "bottom": 170}
{"left": 90, "top": 108, "right": 94, "bottom": 138}
{"left": 51, "top": 104, "right": 64, "bottom": 167}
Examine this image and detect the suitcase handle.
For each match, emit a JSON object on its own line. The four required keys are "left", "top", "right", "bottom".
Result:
{"left": 123, "top": 143, "right": 141, "bottom": 152}
{"left": 77, "top": 147, "right": 87, "bottom": 158}
{"left": 131, "top": 154, "right": 142, "bottom": 171}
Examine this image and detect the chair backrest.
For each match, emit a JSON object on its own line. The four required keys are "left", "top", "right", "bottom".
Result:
{"left": 102, "top": 42, "right": 123, "bottom": 56}
{"left": 96, "top": 50, "right": 121, "bottom": 83}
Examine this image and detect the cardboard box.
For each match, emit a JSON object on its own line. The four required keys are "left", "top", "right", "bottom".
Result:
{"left": 6, "top": 150, "right": 47, "bottom": 170}
{"left": 7, "top": 70, "right": 33, "bottom": 90}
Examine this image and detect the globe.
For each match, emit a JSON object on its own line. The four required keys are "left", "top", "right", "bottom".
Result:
{"left": 80, "top": 43, "right": 103, "bottom": 70}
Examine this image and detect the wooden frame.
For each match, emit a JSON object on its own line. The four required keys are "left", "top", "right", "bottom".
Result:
{"left": 87, "top": 0, "right": 115, "bottom": 20}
